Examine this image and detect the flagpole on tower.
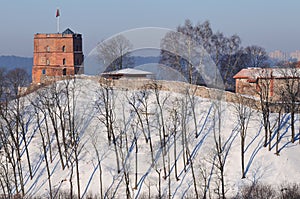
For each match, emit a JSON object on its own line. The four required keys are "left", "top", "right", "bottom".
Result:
{"left": 56, "top": 8, "right": 60, "bottom": 33}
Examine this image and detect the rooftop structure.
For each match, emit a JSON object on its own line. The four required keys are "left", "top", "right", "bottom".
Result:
{"left": 101, "top": 68, "right": 154, "bottom": 80}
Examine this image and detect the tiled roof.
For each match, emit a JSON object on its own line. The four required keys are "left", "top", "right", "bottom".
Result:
{"left": 233, "top": 68, "right": 261, "bottom": 79}
{"left": 234, "top": 67, "right": 300, "bottom": 80}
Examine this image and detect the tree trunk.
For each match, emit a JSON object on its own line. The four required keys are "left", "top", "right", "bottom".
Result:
{"left": 241, "top": 134, "right": 245, "bottom": 178}
{"left": 135, "top": 135, "right": 138, "bottom": 189}
{"left": 291, "top": 111, "right": 295, "bottom": 143}
{"left": 276, "top": 111, "right": 281, "bottom": 155}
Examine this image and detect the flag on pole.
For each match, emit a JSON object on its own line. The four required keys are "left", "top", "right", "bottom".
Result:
{"left": 56, "top": 8, "right": 60, "bottom": 33}
{"left": 56, "top": 9, "right": 60, "bottom": 17}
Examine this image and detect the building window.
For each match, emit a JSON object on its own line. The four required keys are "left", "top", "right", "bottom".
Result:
{"left": 42, "top": 69, "right": 46, "bottom": 75}
{"left": 46, "top": 46, "right": 50, "bottom": 52}
{"left": 63, "top": 68, "right": 67, "bottom": 76}
{"left": 46, "top": 59, "right": 50, "bottom": 65}
{"left": 63, "top": 58, "right": 66, "bottom": 65}
{"left": 62, "top": 46, "right": 66, "bottom": 52}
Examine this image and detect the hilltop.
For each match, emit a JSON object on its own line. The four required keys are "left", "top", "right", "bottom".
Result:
{"left": 0, "top": 77, "right": 299, "bottom": 198}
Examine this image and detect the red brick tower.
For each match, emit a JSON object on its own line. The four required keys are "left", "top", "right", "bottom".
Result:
{"left": 32, "top": 28, "right": 84, "bottom": 84}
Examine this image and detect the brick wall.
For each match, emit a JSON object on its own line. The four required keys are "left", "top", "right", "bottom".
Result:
{"left": 32, "top": 33, "right": 83, "bottom": 84}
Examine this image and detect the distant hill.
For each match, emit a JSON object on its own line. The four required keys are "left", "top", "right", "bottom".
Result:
{"left": 133, "top": 56, "right": 160, "bottom": 67}
{"left": 0, "top": 55, "right": 33, "bottom": 75}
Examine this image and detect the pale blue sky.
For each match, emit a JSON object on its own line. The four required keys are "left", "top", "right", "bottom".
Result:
{"left": 1, "top": 0, "right": 300, "bottom": 57}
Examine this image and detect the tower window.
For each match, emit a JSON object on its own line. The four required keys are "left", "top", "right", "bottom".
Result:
{"left": 42, "top": 69, "right": 46, "bottom": 75}
{"left": 63, "top": 58, "right": 66, "bottom": 65}
{"left": 62, "top": 46, "right": 66, "bottom": 52}
{"left": 63, "top": 68, "right": 67, "bottom": 76}
{"left": 46, "top": 46, "right": 50, "bottom": 52}
{"left": 46, "top": 59, "right": 50, "bottom": 65}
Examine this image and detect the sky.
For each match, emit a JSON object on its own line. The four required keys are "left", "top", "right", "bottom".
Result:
{"left": 1, "top": 0, "right": 300, "bottom": 57}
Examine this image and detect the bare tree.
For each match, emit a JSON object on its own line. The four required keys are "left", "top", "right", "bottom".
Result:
{"left": 6, "top": 68, "right": 32, "bottom": 181}
{"left": 276, "top": 67, "right": 300, "bottom": 143}
{"left": 180, "top": 95, "right": 188, "bottom": 171}
{"left": 160, "top": 32, "right": 182, "bottom": 73}
{"left": 120, "top": 111, "right": 132, "bottom": 199}
{"left": 244, "top": 45, "right": 269, "bottom": 68}
{"left": 256, "top": 69, "right": 272, "bottom": 149}
{"left": 5, "top": 68, "right": 30, "bottom": 98}
{"left": 233, "top": 94, "right": 254, "bottom": 178}
{"left": 168, "top": 100, "right": 180, "bottom": 181}
{"left": 211, "top": 101, "right": 227, "bottom": 199}
{"left": 161, "top": 19, "right": 243, "bottom": 90}
{"left": 160, "top": 23, "right": 204, "bottom": 85}
{"left": 0, "top": 69, "right": 11, "bottom": 197}
{"left": 126, "top": 92, "right": 148, "bottom": 143}
{"left": 153, "top": 83, "right": 169, "bottom": 178}
{"left": 178, "top": 91, "right": 199, "bottom": 198}
{"left": 186, "top": 86, "right": 199, "bottom": 138}
{"left": 97, "top": 35, "right": 134, "bottom": 71}
{"left": 213, "top": 107, "right": 225, "bottom": 198}
{"left": 95, "top": 80, "right": 120, "bottom": 173}
{"left": 198, "top": 159, "right": 212, "bottom": 199}
{"left": 136, "top": 89, "right": 155, "bottom": 165}
{"left": 0, "top": 68, "right": 31, "bottom": 197}
{"left": 92, "top": 139, "right": 106, "bottom": 199}
{"left": 275, "top": 103, "right": 284, "bottom": 155}
{"left": 63, "top": 78, "right": 82, "bottom": 199}
{"left": 31, "top": 97, "right": 53, "bottom": 199}
{"left": 131, "top": 123, "right": 139, "bottom": 191}
{"left": 42, "top": 82, "right": 65, "bottom": 169}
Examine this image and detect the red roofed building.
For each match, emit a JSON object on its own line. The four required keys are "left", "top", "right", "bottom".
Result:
{"left": 233, "top": 68, "right": 263, "bottom": 96}
{"left": 234, "top": 67, "right": 300, "bottom": 100}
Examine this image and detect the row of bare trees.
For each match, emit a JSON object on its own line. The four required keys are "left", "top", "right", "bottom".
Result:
{"left": 0, "top": 69, "right": 299, "bottom": 198}
{"left": 92, "top": 80, "right": 251, "bottom": 199}
{"left": 0, "top": 68, "right": 31, "bottom": 198}
{"left": 231, "top": 65, "right": 300, "bottom": 183}
{"left": 160, "top": 19, "right": 269, "bottom": 90}
{"left": 255, "top": 66, "right": 300, "bottom": 156}
{"left": 30, "top": 78, "right": 84, "bottom": 199}
{"left": 0, "top": 69, "right": 86, "bottom": 198}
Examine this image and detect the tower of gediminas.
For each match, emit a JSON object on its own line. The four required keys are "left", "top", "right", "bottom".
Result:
{"left": 32, "top": 27, "right": 84, "bottom": 84}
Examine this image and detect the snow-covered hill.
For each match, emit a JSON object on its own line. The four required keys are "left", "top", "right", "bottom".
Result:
{"left": 1, "top": 77, "right": 299, "bottom": 198}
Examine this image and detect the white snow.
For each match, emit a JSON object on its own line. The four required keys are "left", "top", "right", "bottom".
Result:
{"left": 4, "top": 77, "right": 300, "bottom": 198}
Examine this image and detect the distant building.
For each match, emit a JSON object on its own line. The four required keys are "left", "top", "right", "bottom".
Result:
{"left": 269, "top": 50, "right": 300, "bottom": 62}
{"left": 234, "top": 67, "right": 300, "bottom": 100}
{"left": 32, "top": 28, "right": 84, "bottom": 84}
{"left": 101, "top": 68, "right": 154, "bottom": 80}
{"left": 290, "top": 50, "right": 300, "bottom": 61}
{"left": 268, "top": 50, "right": 287, "bottom": 61}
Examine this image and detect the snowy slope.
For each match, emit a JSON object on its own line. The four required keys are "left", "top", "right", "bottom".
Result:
{"left": 4, "top": 77, "right": 300, "bottom": 198}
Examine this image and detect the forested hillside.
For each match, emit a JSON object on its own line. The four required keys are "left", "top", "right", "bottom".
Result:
{"left": 0, "top": 77, "right": 299, "bottom": 199}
